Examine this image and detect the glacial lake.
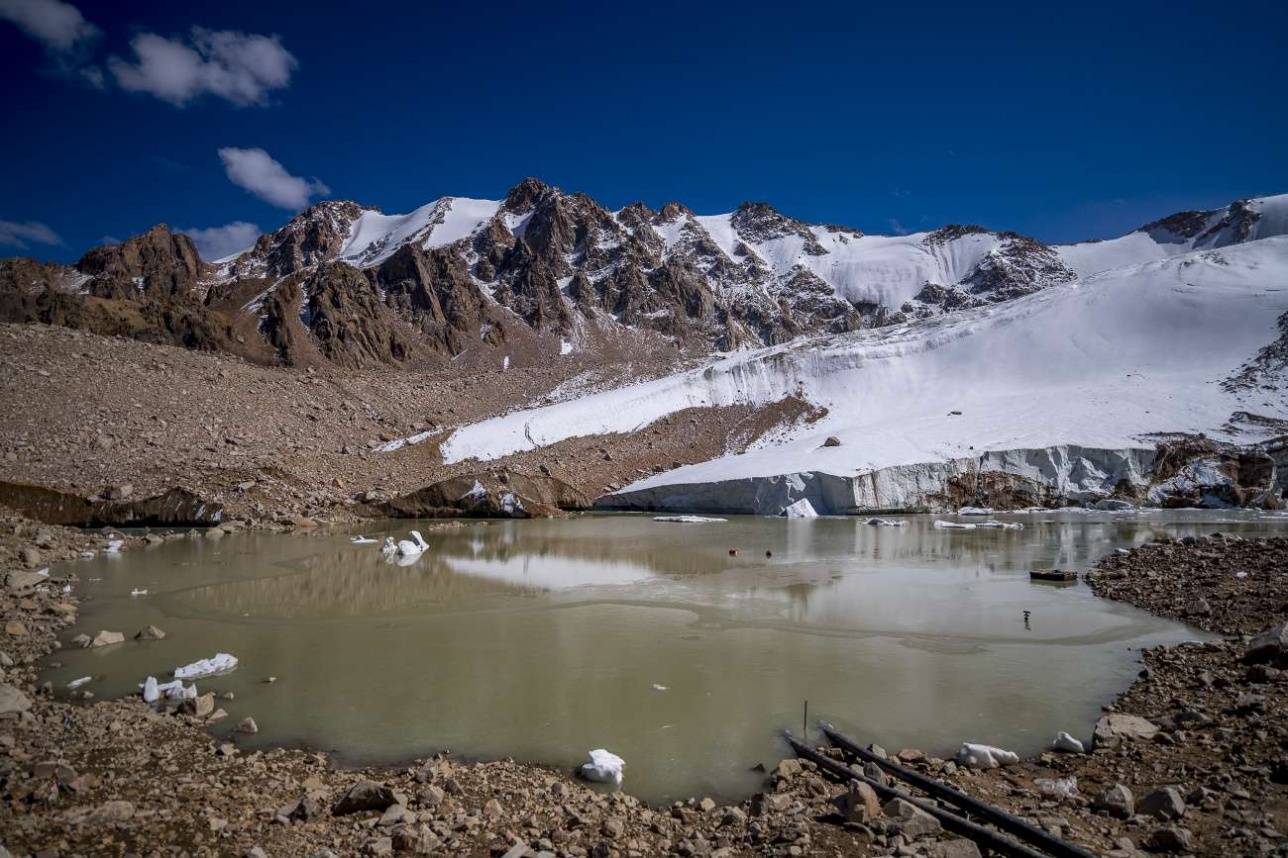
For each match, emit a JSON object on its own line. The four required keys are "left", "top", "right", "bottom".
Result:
{"left": 42, "top": 510, "right": 1287, "bottom": 804}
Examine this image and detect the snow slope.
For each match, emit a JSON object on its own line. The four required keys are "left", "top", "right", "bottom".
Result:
{"left": 442, "top": 237, "right": 1288, "bottom": 494}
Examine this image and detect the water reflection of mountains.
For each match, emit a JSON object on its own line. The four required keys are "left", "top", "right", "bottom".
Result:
{"left": 171, "top": 516, "right": 1194, "bottom": 620}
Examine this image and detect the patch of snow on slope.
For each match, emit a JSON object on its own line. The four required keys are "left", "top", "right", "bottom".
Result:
{"left": 442, "top": 238, "right": 1288, "bottom": 491}
{"left": 424, "top": 197, "right": 501, "bottom": 248}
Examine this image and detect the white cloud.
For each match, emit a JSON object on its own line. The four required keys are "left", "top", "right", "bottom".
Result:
{"left": 107, "top": 27, "right": 296, "bottom": 107}
{"left": 0, "top": 0, "right": 98, "bottom": 55}
{"left": 179, "top": 221, "right": 261, "bottom": 260}
{"left": 0, "top": 219, "right": 63, "bottom": 249}
{"left": 218, "top": 147, "right": 328, "bottom": 210}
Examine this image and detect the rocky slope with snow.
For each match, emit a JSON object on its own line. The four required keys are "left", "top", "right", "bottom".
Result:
{"left": 0, "top": 177, "right": 1177, "bottom": 371}
{"left": 436, "top": 195, "right": 1288, "bottom": 513}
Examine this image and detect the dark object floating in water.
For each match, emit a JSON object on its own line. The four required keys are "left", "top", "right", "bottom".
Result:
{"left": 1030, "top": 569, "right": 1078, "bottom": 582}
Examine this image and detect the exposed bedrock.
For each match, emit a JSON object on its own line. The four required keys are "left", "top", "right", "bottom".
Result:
{"left": 597, "top": 441, "right": 1282, "bottom": 515}
{"left": 379, "top": 470, "right": 592, "bottom": 519}
{"left": 0, "top": 481, "right": 224, "bottom": 527}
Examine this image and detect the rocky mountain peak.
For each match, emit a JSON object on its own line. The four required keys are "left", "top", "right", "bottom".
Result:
{"left": 245, "top": 199, "right": 366, "bottom": 277}
{"left": 730, "top": 202, "right": 826, "bottom": 255}
{"left": 76, "top": 224, "right": 204, "bottom": 298}
{"left": 503, "top": 177, "right": 556, "bottom": 214}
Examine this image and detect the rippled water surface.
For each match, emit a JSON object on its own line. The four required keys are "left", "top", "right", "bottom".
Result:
{"left": 42, "top": 511, "right": 1286, "bottom": 803}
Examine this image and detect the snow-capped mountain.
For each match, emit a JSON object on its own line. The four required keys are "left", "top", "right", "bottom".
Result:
{"left": 2, "top": 183, "right": 1286, "bottom": 379}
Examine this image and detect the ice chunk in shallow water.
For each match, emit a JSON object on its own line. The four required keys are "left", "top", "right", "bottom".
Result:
{"left": 579, "top": 748, "right": 625, "bottom": 785}
{"left": 1052, "top": 731, "right": 1085, "bottom": 753}
{"left": 956, "top": 742, "right": 1019, "bottom": 768}
{"left": 782, "top": 499, "right": 818, "bottom": 518}
{"left": 142, "top": 676, "right": 159, "bottom": 703}
{"left": 866, "top": 517, "right": 907, "bottom": 527}
{"left": 174, "top": 652, "right": 238, "bottom": 680}
{"left": 105, "top": 539, "right": 124, "bottom": 554}
{"left": 67, "top": 676, "right": 92, "bottom": 690}
{"left": 975, "top": 520, "right": 1024, "bottom": 530}
{"left": 653, "top": 515, "right": 727, "bottom": 523}
{"left": 934, "top": 520, "right": 976, "bottom": 530}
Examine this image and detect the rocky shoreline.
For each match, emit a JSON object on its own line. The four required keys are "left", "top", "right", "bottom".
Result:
{"left": 2, "top": 515, "right": 1285, "bottom": 857}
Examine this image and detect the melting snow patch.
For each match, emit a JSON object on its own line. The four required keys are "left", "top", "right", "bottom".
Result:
{"left": 462, "top": 480, "right": 487, "bottom": 501}
{"left": 560, "top": 339, "right": 574, "bottom": 355}
{"left": 956, "top": 743, "right": 1019, "bottom": 769}
{"left": 174, "top": 653, "right": 238, "bottom": 680}
{"left": 377, "top": 430, "right": 435, "bottom": 453}
{"left": 499, "top": 492, "right": 523, "bottom": 515}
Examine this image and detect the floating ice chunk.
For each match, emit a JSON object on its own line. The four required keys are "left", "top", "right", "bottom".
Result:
{"left": 866, "top": 517, "right": 907, "bottom": 527}
{"left": 956, "top": 742, "right": 1019, "bottom": 769}
{"left": 579, "top": 748, "right": 625, "bottom": 785}
{"left": 105, "top": 539, "right": 124, "bottom": 554}
{"left": 350, "top": 536, "right": 377, "bottom": 544}
{"left": 652, "top": 684, "right": 669, "bottom": 691}
{"left": 958, "top": 507, "right": 994, "bottom": 516}
{"left": 975, "top": 520, "right": 1024, "bottom": 530}
{"left": 67, "top": 676, "right": 92, "bottom": 690}
{"left": 142, "top": 676, "right": 159, "bottom": 703}
{"left": 81, "top": 550, "right": 95, "bottom": 559}
{"left": 934, "top": 520, "right": 976, "bottom": 530}
{"left": 174, "top": 652, "right": 238, "bottom": 680}
{"left": 1052, "top": 731, "right": 1085, "bottom": 753}
{"left": 130, "top": 588, "right": 148, "bottom": 597}
{"left": 782, "top": 499, "right": 818, "bottom": 518}
{"left": 653, "top": 515, "right": 728, "bottom": 523}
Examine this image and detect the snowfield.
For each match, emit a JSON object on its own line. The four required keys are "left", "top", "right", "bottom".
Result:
{"left": 442, "top": 233, "right": 1288, "bottom": 508}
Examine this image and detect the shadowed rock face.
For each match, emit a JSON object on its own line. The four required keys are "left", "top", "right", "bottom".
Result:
{"left": 381, "top": 471, "right": 592, "bottom": 518}
{"left": 0, "top": 481, "right": 223, "bottom": 527}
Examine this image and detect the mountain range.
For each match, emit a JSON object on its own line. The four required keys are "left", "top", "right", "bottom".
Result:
{"left": 6, "top": 179, "right": 1283, "bottom": 374}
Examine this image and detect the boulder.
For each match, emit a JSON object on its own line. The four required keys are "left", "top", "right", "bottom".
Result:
{"left": 134, "top": 625, "right": 166, "bottom": 641}
{"left": 1052, "top": 731, "right": 1085, "bottom": 753}
{"left": 0, "top": 683, "right": 32, "bottom": 716}
{"left": 1145, "top": 825, "right": 1193, "bottom": 853}
{"left": 1093, "top": 713, "right": 1158, "bottom": 747}
{"left": 1138, "top": 787, "right": 1186, "bottom": 821}
{"left": 822, "top": 436, "right": 842, "bottom": 447}
{"left": 1094, "top": 783, "right": 1134, "bottom": 819}
{"left": 90, "top": 630, "right": 125, "bottom": 648}
{"left": 839, "top": 780, "right": 882, "bottom": 823}
{"left": 882, "top": 797, "right": 941, "bottom": 838}
{"left": 1244, "top": 623, "right": 1287, "bottom": 667}
{"left": 332, "top": 780, "right": 402, "bottom": 816}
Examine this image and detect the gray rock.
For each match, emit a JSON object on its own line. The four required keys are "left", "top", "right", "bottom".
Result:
{"left": 1145, "top": 825, "right": 1193, "bottom": 852}
{"left": 932, "top": 840, "right": 982, "bottom": 858}
{"left": 1138, "top": 787, "right": 1185, "bottom": 821}
{"left": 0, "top": 683, "right": 32, "bottom": 716}
{"left": 235, "top": 716, "right": 259, "bottom": 734}
{"left": 1093, "top": 713, "right": 1158, "bottom": 747}
{"left": 822, "top": 436, "right": 842, "bottom": 447}
{"left": 1095, "top": 783, "right": 1134, "bottom": 819}
{"left": 6, "top": 570, "right": 47, "bottom": 593}
{"left": 1244, "top": 623, "right": 1288, "bottom": 667}
{"left": 134, "top": 624, "right": 166, "bottom": 640}
{"left": 90, "top": 630, "right": 125, "bottom": 648}
{"left": 332, "top": 780, "right": 401, "bottom": 816}
{"left": 882, "top": 797, "right": 941, "bottom": 838}
{"left": 840, "top": 780, "right": 883, "bottom": 823}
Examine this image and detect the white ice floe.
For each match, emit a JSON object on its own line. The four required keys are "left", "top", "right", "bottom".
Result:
{"left": 105, "top": 540, "right": 124, "bottom": 554}
{"left": 866, "top": 518, "right": 907, "bottom": 527}
{"left": 579, "top": 748, "right": 625, "bottom": 785}
{"left": 782, "top": 498, "right": 818, "bottom": 518}
{"left": 652, "top": 684, "right": 669, "bottom": 691}
{"left": 130, "top": 588, "right": 148, "bottom": 597}
{"left": 67, "top": 676, "right": 92, "bottom": 690}
{"left": 974, "top": 521, "right": 1024, "bottom": 530}
{"left": 934, "top": 520, "right": 976, "bottom": 530}
{"left": 80, "top": 550, "right": 95, "bottom": 559}
{"left": 381, "top": 537, "right": 397, "bottom": 555}
{"left": 958, "top": 506, "right": 994, "bottom": 516}
{"left": 956, "top": 742, "right": 1020, "bottom": 769}
{"left": 174, "top": 653, "right": 238, "bottom": 680}
{"left": 396, "top": 531, "right": 429, "bottom": 557}
{"left": 141, "top": 676, "right": 197, "bottom": 703}
{"left": 350, "top": 535, "right": 377, "bottom": 544}
{"left": 1052, "top": 731, "right": 1085, "bottom": 753}
{"left": 653, "top": 515, "right": 728, "bottom": 523}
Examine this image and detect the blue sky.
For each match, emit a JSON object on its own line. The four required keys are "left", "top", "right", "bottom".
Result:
{"left": 2, "top": 0, "right": 1286, "bottom": 262}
